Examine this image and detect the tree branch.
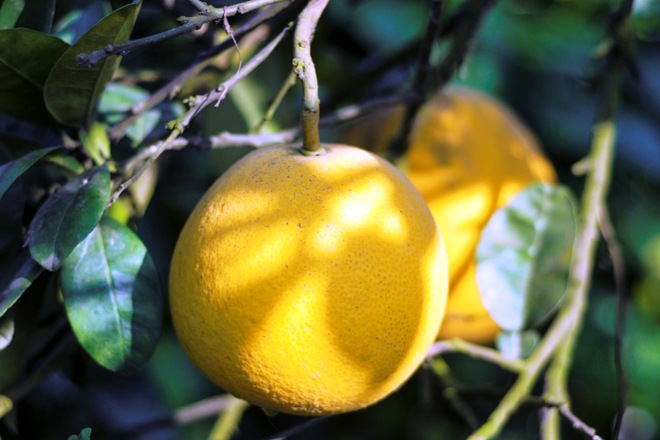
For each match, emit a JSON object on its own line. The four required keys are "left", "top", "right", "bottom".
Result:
{"left": 388, "top": 0, "right": 443, "bottom": 159}
{"left": 77, "top": 0, "right": 291, "bottom": 67}
{"left": 108, "top": 4, "right": 287, "bottom": 140}
{"left": 427, "top": 339, "right": 525, "bottom": 373}
{"left": 108, "top": 23, "right": 292, "bottom": 206}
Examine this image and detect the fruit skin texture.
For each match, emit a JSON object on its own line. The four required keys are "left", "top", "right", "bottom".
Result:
{"left": 339, "top": 87, "right": 556, "bottom": 344}
{"left": 169, "top": 144, "right": 448, "bottom": 416}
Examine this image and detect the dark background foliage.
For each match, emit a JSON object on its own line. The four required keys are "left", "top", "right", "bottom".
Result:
{"left": 1, "top": 0, "right": 659, "bottom": 439}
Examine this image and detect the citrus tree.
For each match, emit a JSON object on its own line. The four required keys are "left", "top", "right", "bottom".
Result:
{"left": 1, "top": 0, "right": 659, "bottom": 439}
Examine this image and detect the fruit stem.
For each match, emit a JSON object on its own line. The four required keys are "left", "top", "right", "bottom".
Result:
{"left": 293, "top": 0, "right": 329, "bottom": 153}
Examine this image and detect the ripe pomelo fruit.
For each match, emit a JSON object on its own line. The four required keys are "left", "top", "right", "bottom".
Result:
{"left": 338, "top": 87, "right": 556, "bottom": 344}
{"left": 169, "top": 144, "right": 448, "bottom": 416}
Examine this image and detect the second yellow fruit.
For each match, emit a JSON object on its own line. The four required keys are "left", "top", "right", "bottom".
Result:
{"left": 339, "top": 87, "right": 556, "bottom": 344}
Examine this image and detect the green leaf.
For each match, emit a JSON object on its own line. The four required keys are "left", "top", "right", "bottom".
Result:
{"left": 67, "top": 427, "right": 92, "bottom": 440}
{"left": 14, "top": 0, "right": 56, "bottom": 33}
{"left": 61, "top": 216, "right": 163, "bottom": 373}
{"left": 0, "top": 0, "right": 25, "bottom": 30}
{"left": 0, "top": 250, "right": 43, "bottom": 318}
{"left": 0, "top": 146, "right": 59, "bottom": 200}
{"left": 44, "top": 1, "right": 142, "bottom": 128}
{"left": 0, "top": 28, "right": 69, "bottom": 125}
{"left": 476, "top": 183, "right": 577, "bottom": 331}
{"left": 634, "top": 0, "right": 660, "bottom": 41}
{"left": 28, "top": 164, "right": 111, "bottom": 271}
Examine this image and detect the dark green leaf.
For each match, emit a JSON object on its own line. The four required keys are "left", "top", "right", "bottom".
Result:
{"left": 0, "top": 0, "right": 25, "bottom": 30}
{"left": 14, "top": 0, "right": 56, "bottom": 33}
{"left": 44, "top": 1, "right": 142, "bottom": 128}
{"left": 496, "top": 330, "right": 539, "bottom": 360}
{"left": 0, "top": 146, "right": 59, "bottom": 201}
{"left": 0, "top": 250, "right": 43, "bottom": 318}
{"left": 0, "top": 29, "right": 69, "bottom": 125}
{"left": 476, "top": 183, "right": 577, "bottom": 331}
{"left": 61, "top": 216, "right": 163, "bottom": 373}
{"left": 28, "top": 164, "right": 111, "bottom": 271}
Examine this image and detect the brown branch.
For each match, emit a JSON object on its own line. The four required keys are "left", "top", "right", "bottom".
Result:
{"left": 388, "top": 0, "right": 443, "bottom": 159}
{"left": 77, "top": 0, "right": 290, "bottom": 67}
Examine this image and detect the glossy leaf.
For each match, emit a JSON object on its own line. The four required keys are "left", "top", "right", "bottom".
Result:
{"left": 476, "top": 183, "right": 577, "bottom": 331}
{"left": 61, "top": 216, "right": 163, "bottom": 373}
{"left": 0, "top": 28, "right": 69, "bottom": 124}
{"left": 44, "top": 1, "right": 142, "bottom": 128}
{"left": 28, "top": 164, "right": 111, "bottom": 271}
{"left": 0, "top": 250, "right": 43, "bottom": 318}
{"left": 0, "top": 146, "right": 59, "bottom": 200}
{"left": 0, "top": 0, "right": 24, "bottom": 30}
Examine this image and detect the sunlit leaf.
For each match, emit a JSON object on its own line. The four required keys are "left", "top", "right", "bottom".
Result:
{"left": 0, "top": 0, "right": 25, "bottom": 30}
{"left": 0, "top": 146, "right": 59, "bottom": 200}
{"left": 61, "top": 216, "right": 163, "bottom": 373}
{"left": 0, "top": 28, "right": 69, "bottom": 125}
{"left": 0, "top": 250, "right": 43, "bottom": 318}
{"left": 28, "top": 164, "right": 110, "bottom": 271}
{"left": 476, "top": 183, "right": 577, "bottom": 331}
{"left": 44, "top": 1, "right": 142, "bottom": 128}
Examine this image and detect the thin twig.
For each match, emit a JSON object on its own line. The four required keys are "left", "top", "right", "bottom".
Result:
{"left": 435, "top": 0, "right": 495, "bottom": 87}
{"left": 429, "top": 358, "right": 481, "bottom": 430}
{"left": 207, "top": 396, "right": 249, "bottom": 440}
{"left": 253, "top": 70, "right": 298, "bottom": 133}
{"left": 108, "top": 23, "right": 292, "bottom": 206}
{"left": 77, "top": 0, "right": 290, "bottom": 67}
{"left": 427, "top": 339, "right": 525, "bottom": 373}
{"left": 387, "top": 0, "right": 443, "bottom": 159}
{"left": 108, "top": 5, "right": 284, "bottom": 140}
{"left": 526, "top": 397, "right": 604, "bottom": 440}
{"left": 319, "top": 92, "right": 417, "bottom": 128}
{"left": 293, "top": 0, "right": 329, "bottom": 152}
{"left": 107, "top": 394, "right": 237, "bottom": 439}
